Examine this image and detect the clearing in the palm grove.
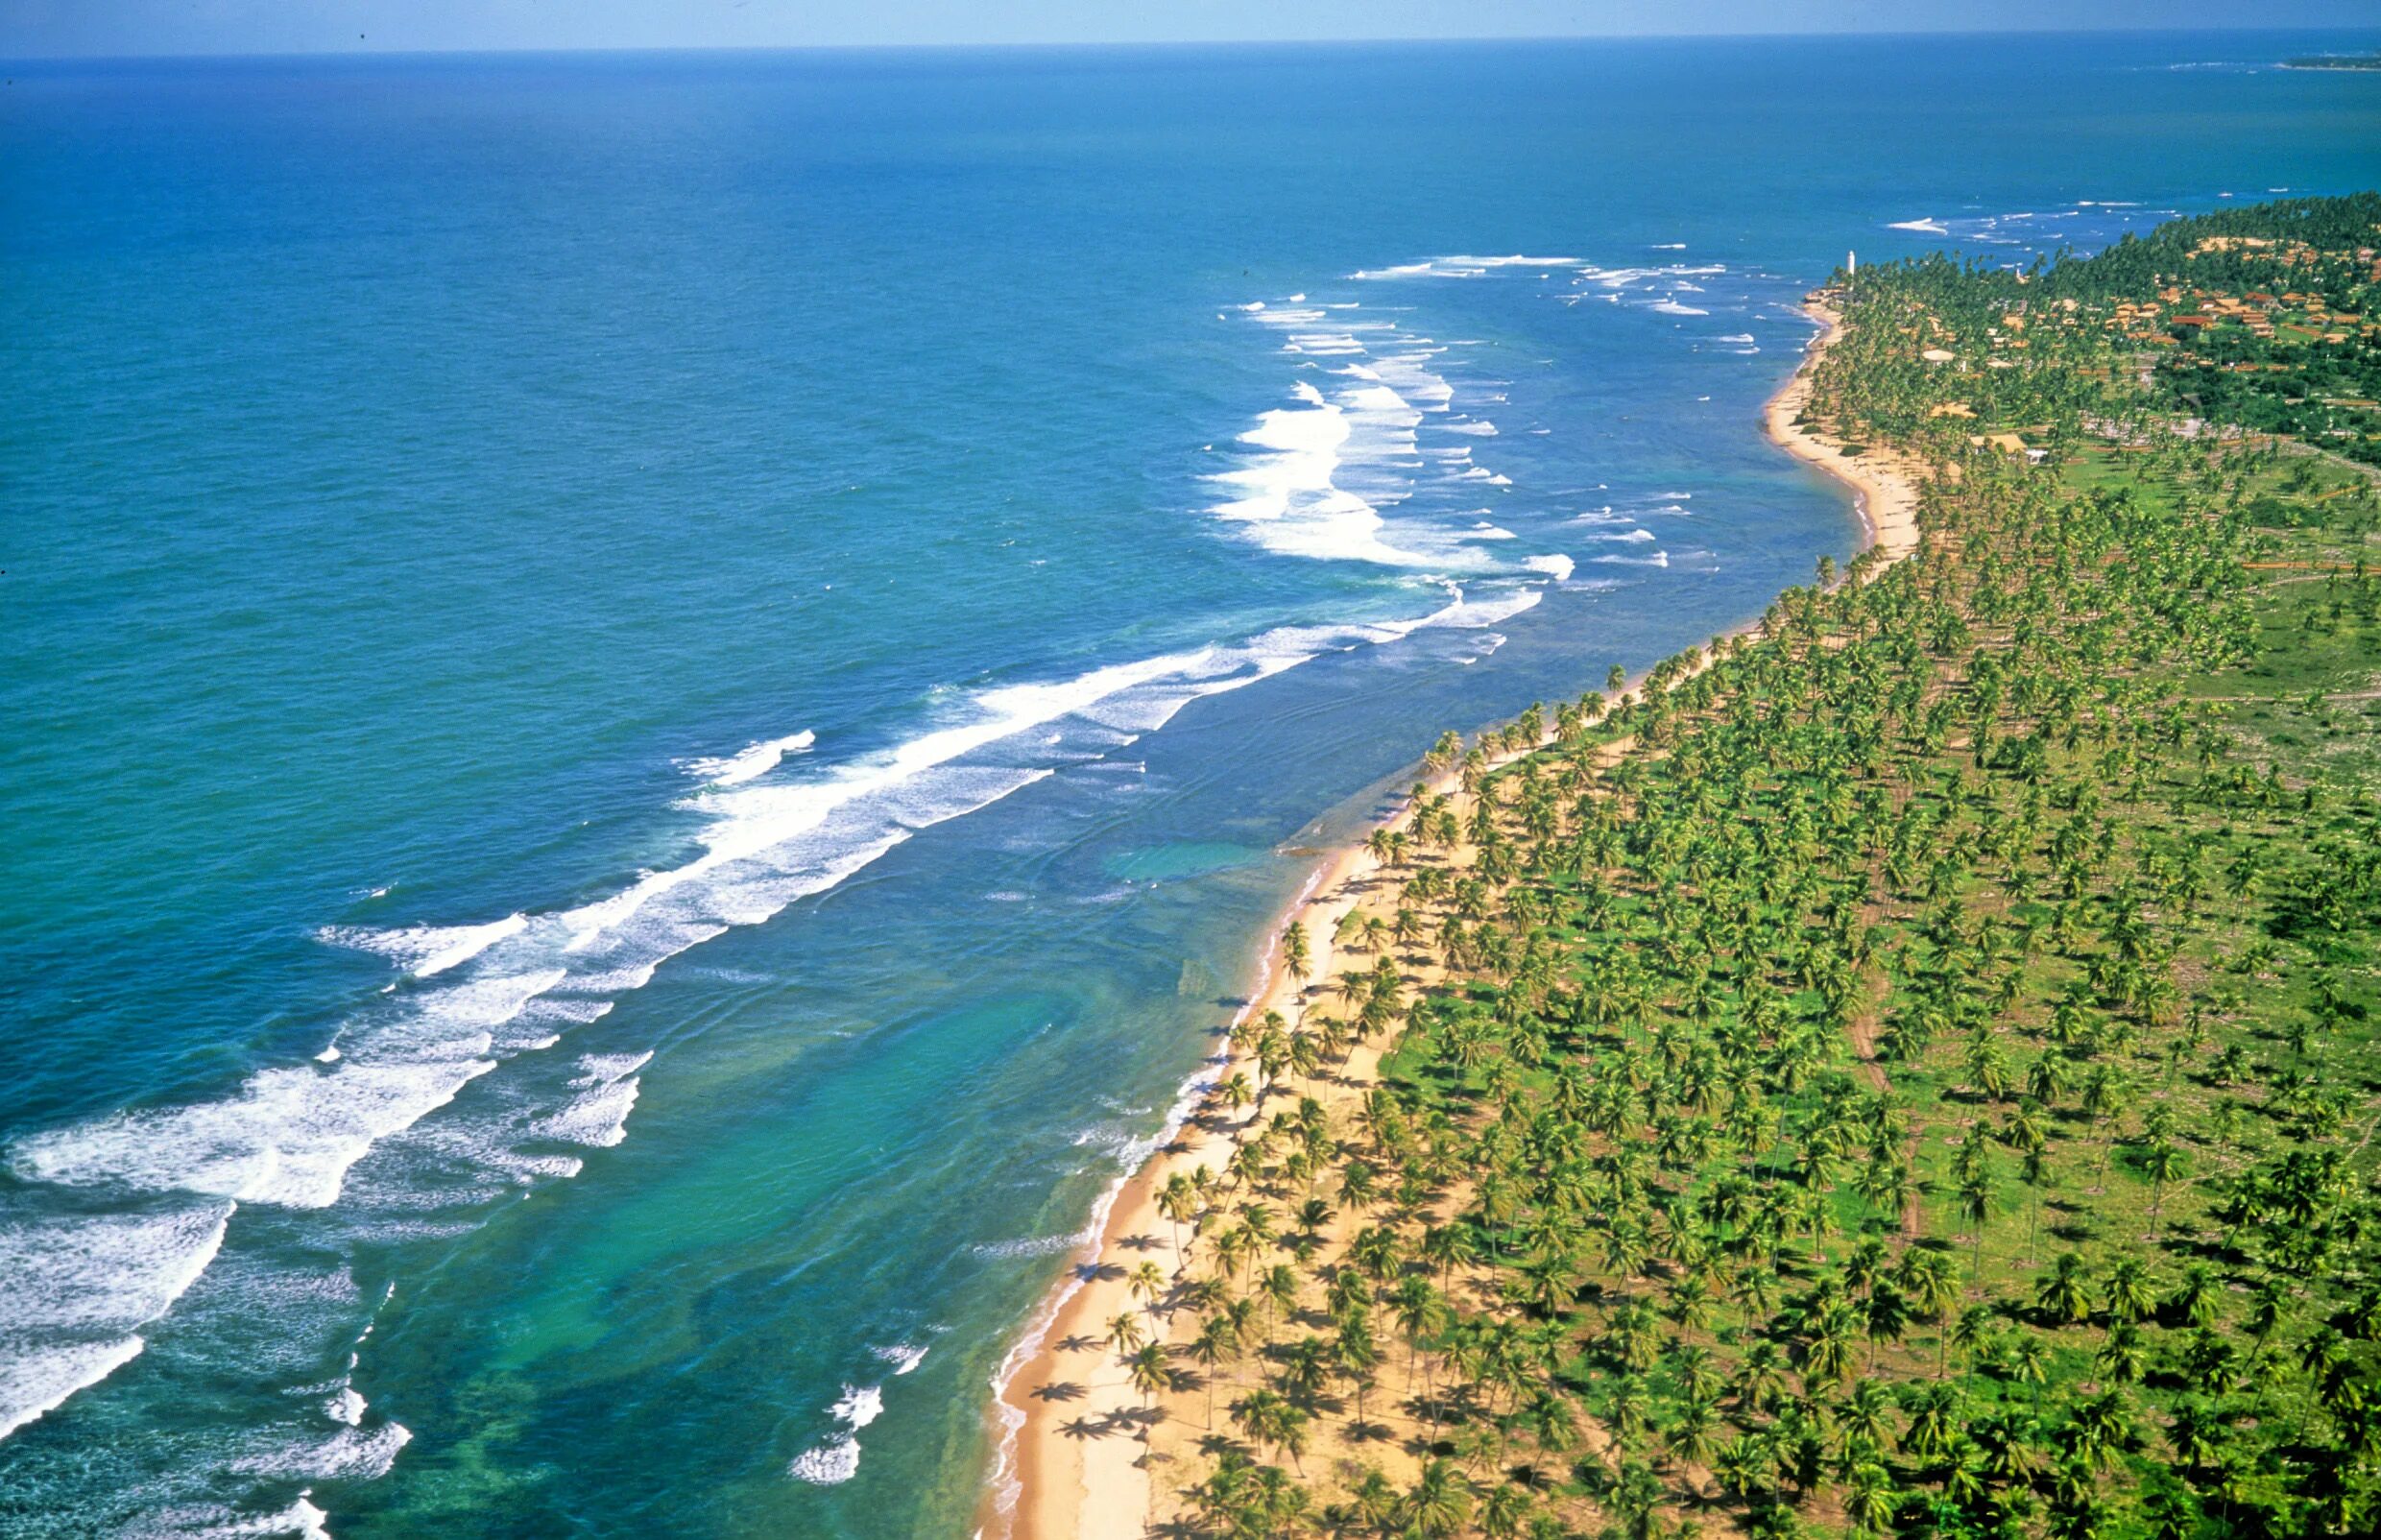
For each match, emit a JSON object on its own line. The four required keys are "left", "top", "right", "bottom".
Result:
{"left": 1008, "top": 193, "right": 2381, "bottom": 1540}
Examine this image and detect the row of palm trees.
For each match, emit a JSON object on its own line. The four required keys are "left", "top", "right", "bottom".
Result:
{"left": 1134, "top": 242, "right": 2380, "bottom": 1540}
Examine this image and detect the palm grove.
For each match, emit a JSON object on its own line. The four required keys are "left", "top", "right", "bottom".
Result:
{"left": 1114, "top": 196, "right": 2381, "bottom": 1540}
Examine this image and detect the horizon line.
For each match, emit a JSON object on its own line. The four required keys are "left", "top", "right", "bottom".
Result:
{"left": 5, "top": 23, "right": 2378, "bottom": 67}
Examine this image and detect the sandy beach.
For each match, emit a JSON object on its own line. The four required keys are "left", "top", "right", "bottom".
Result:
{"left": 1764, "top": 301, "right": 1922, "bottom": 563}
{"left": 982, "top": 296, "right": 1924, "bottom": 1540}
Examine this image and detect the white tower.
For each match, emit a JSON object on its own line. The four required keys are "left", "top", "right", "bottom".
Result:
{"left": 1847, "top": 250, "right": 1857, "bottom": 276}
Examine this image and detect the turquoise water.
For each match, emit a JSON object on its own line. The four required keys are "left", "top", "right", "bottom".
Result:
{"left": 3, "top": 32, "right": 2376, "bottom": 1538}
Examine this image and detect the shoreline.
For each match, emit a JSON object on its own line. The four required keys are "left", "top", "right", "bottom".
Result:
{"left": 979, "top": 295, "right": 1920, "bottom": 1540}
{"left": 1765, "top": 299, "right": 1921, "bottom": 564}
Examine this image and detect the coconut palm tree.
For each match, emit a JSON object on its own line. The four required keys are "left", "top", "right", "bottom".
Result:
{"left": 1397, "top": 1458, "right": 1474, "bottom": 1540}
{"left": 1126, "top": 1341, "right": 1170, "bottom": 1422}
{"left": 1187, "top": 1315, "right": 1235, "bottom": 1427}
{"left": 1282, "top": 921, "right": 1310, "bottom": 984}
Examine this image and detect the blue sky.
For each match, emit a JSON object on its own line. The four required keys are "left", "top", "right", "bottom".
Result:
{"left": 2, "top": 0, "right": 2376, "bottom": 59}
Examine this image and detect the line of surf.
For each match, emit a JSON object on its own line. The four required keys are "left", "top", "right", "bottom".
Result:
{"left": 0, "top": 581, "right": 1544, "bottom": 1448}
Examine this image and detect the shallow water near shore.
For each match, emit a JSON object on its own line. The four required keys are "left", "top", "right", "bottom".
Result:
{"left": 4, "top": 29, "right": 2379, "bottom": 1538}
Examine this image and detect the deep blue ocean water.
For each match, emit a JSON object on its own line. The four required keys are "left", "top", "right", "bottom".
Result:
{"left": 3, "top": 30, "right": 2377, "bottom": 1538}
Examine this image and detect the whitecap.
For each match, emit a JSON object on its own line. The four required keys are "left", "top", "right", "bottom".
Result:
{"left": 231, "top": 1419, "right": 413, "bottom": 1481}
{"left": 0, "top": 1334, "right": 148, "bottom": 1441}
{"left": 830, "top": 1383, "right": 884, "bottom": 1429}
{"left": 318, "top": 914, "right": 527, "bottom": 979}
{"left": 788, "top": 1381, "right": 888, "bottom": 1484}
{"left": 790, "top": 1437, "right": 860, "bottom": 1485}
{"left": 686, "top": 731, "right": 816, "bottom": 787}
{"left": 534, "top": 1053, "right": 651, "bottom": 1149}
{"left": 872, "top": 1343, "right": 928, "bottom": 1376}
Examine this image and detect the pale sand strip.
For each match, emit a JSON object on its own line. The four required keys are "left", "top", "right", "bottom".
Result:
{"left": 983, "top": 296, "right": 1919, "bottom": 1540}
{"left": 1767, "top": 300, "right": 1921, "bottom": 563}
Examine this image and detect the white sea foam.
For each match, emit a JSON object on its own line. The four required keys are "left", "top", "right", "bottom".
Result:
{"left": 1888, "top": 217, "right": 1951, "bottom": 233}
{"left": 687, "top": 731, "right": 816, "bottom": 786}
{"left": 231, "top": 1418, "right": 413, "bottom": 1480}
{"left": 1207, "top": 358, "right": 1475, "bottom": 568}
{"left": 1352, "top": 253, "right": 1581, "bottom": 280}
{"left": 872, "top": 1343, "right": 928, "bottom": 1375}
{"left": 12, "top": 570, "right": 1555, "bottom": 1413}
{"left": 1523, "top": 554, "right": 1575, "bottom": 582}
{"left": 788, "top": 1381, "right": 889, "bottom": 1484}
{"left": 139, "top": 1496, "right": 339, "bottom": 1540}
{"left": 972, "top": 1215, "right": 1104, "bottom": 1260}
{"left": 831, "top": 1383, "right": 884, "bottom": 1429}
{"left": 319, "top": 915, "right": 527, "bottom": 979}
{"left": 11, "top": 254, "right": 1614, "bottom": 1447}
{"left": 535, "top": 1053, "right": 652, "bottom": 1148}
{"left": 0, "top": 1334, "right": 148, "bottom": 1441}
{"left": 0, "top": 1195, "right": 240, "bottom": 1438}
{"left": 1593, "top": 550, "right": 1672, "bottom": 567}
{"left": 0, "top": 1201, "right": 234, "bottom": 1335}
{"left": 1441, "top": 419, "right": 1498, "bottom": 436}
{"left": 789, "top": 1437, "right": 860, "bottom": 1485}
{"left": 13, "top": 971, "right": 560, "bottom": 1209}
{"left": 1651, "top": 300, "right": 1709, "bottom": 316}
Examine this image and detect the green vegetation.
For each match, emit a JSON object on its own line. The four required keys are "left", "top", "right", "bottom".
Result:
{"left": 1807, "top": 193, "right": 2381, "bottom": 465}
{"left": 1147, "top": 195, "right": 2381, "bottom": 1539}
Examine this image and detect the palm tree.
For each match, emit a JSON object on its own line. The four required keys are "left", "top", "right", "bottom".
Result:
{"left": 1231, "top": 1387, "right": 1310, "bottom": 1474}
{"left": 1388, "top": 1275, "right": 1446, "bottom": 1396}
{"left": 2018, "top": 1144, "right": 2054, "bottom": 1263}
{"left": 2094, "top": 1321, "right": 2146, "bottom": 1386}
{"left": 2010, "top": 1331, "right": 2051, "bottom": 1414}
{"left": 1959, "top": 1165, "right": 1998, "bottom": 1271}
{"left": 1847, "top": 1461, "right": 1899, "bottom": 1536}
{"left": 1188, "top": 1316, "right": 1236, "bottom": 1427}
{"left": 2035, "top": 1252, "right": 2094, "bottom": 1326}
{"left": 1126, "top": 1341, "right": 1170, "bottom": 1422}
{"left": 2142, "top": 1139, "right": 2185, "bottom": 1227}
{"left": 1256, "top": 1262, "right": 1300, "bottom": 1345}
{"left": 2103, "top": 1258, "right": 2157, "bottom": 1325}
{"left": 1158, "top": 1172, "right": 1201, "bottom": 1268}
{"left": 1397, "top": 1457, "right": 1474, "bottom": 1540}
{"left": 1333, "top": 1312, "right": 1382, "bottom": 1429}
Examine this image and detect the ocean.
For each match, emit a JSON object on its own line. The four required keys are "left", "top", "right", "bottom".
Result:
{"left": 3, "top": 30, "right": 2376, "bottom": 1538}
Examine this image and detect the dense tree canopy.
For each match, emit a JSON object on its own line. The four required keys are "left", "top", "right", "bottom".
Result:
{"left": 1116, "top": 196, "right": 2381, "bottom": 1540}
